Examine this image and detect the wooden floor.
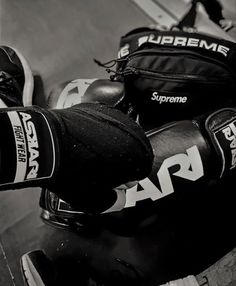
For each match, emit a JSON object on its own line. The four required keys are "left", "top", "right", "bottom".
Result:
{"left": 0, "top": 1, "right": 236, "bottom": 285}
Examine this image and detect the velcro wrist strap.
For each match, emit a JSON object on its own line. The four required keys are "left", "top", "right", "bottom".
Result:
{"left": 205, "top": 107, "right": 236, "bottom": 177}
{"left": 0, "top": 106, "right": 57, "bottom": 190}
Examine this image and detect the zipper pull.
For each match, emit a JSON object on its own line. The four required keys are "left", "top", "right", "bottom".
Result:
{"left": 124, "top": 67, "right": 140, "bottom": 76}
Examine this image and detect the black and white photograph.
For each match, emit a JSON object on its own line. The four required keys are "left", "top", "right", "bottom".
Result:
{"left": 0, "top": 0, "right": 236, "bottom": 285}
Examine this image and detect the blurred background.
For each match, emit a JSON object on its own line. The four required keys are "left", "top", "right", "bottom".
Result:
{"left": 0, "top": 0, "right": 236, "bottom": 285}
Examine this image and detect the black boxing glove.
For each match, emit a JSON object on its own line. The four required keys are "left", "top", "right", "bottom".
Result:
{"left": 46, "top": 77, "right": 135, "bottom": 114}
{"left": 47, "top": 78, "right": 125, "bottom": 108}
{"left": 123, "top": 107, "right": 236, "bottom": 209}
{"left": 40, "top": 106, "right": 236, "bottom": 224}
{"left": 0, "top": 103, "right": 153, "bottom": 213}
{"left": 39, "top": 77, "right": 140, "bottom": 225}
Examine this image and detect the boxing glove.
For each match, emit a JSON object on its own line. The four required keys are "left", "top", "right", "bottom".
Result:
{"left": 40, "top": 106, "right": 236, "bottom": 233}
{"left": 39, "top": 77, "right": 138, "bottom": 227}
{"left": 123, "top": 107, "right": 236, "bottom": 209}
{"left": 0, "top": 103, "right": 153, "bottom": 213}
{"left": 47, "top": 77, "right": 129, "bottom": 109}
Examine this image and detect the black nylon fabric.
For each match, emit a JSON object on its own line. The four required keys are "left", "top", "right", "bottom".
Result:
{"left": 48, "top": 102, "right": 153, "bottom": 213}
{"left": 117, "top": 29, "right": 236, "bottom": 131}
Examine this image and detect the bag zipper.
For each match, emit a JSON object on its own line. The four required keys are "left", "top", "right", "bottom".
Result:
{"left": 124, "top": 67, "right": 232, "bottom": 83}
{"left": 124, "top": 48, "right": 236, "bottom": 81}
